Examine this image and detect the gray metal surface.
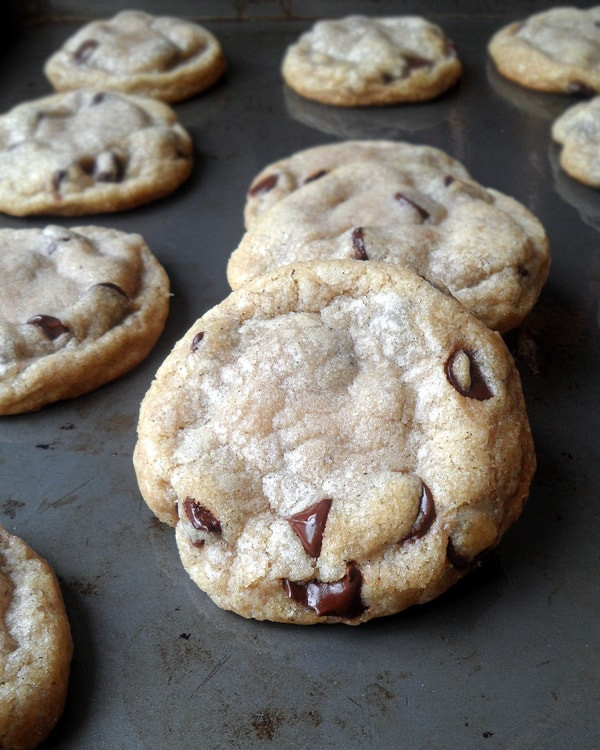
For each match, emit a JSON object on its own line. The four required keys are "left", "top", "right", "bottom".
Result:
{"left": 0, "top": 3, "right": 598, "bottom": 748}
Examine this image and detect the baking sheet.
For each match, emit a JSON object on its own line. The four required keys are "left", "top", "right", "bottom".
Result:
{"left": 1, "top": 3, "right": 599, "bottom": 748}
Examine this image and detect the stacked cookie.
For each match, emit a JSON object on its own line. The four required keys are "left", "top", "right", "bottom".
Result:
{"left": 134, "top": 139, "right": 549, "bottom": 625}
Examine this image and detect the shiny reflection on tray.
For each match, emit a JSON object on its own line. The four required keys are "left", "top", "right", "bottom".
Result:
{"left": 283, "top": 84, "right": 459, "bottom": 138}
{"left": 549, "top": 141, "right": 600, "bottom": 233}
{"left": 486, "top": 58, "right": 569, "bottom": 121}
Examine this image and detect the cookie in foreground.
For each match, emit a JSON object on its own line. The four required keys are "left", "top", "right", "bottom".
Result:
{"left": 0, "top": 90, "right": 192, "bottom": 216}
{"left": 44, "top": 10, "right": 226, "bottom": 103}
{"left": 0, "top": 225, "right": 169, "bottom": 414}
{"left": 231, "top": 140, "right": 550, "bottom": 333}
{"left": 282, "top": 15, "right": 462, "bottom": 106}
{"left": 0, "top": 524, "right": 72, "bottom": 750}
{"left": 551, "top": 95, "right": 600, "bottom": 187}
{"left": 488, "top": 6, "right": 600, "bottom": 94}
{"left": 134, "top": 261, "right": 536, "bottom": 624}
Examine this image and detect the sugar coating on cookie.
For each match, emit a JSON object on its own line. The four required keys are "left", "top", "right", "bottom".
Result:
{"left": 488, "top": 6, "right": 600, "bottom": 94}
{"left": 230, "top": 141, "right": 550, "bottom": 333}
{"left": 0, "top": 89, "right": 193, "bottom": 216}
{"left": 134, "top": 261, "right": 536, "bottom": 625}
{"left": 0, "top": 525, "right": 72, "bottom": 750}
{"left": 44, "top": 10, "right": 226, "bottom": 103}
{"left": 281, "top": 15, "right": 462, "bottom": 106}
{"left": 0, "top": 225, "right": 169, "bottom": 414}
{"left": 552, "top": 95, "right": 600, "bottom": 186}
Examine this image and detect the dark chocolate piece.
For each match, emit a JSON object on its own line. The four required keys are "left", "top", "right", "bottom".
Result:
{"left": 74, "top": 39, "right": 99, "bottom": 64}
{"left": 91, "top": 282, "right": 129, "bottom": 299}
{"left": 394, "top": 192, "right": 430, "bottom": 221}
{"left": 249, "top": 174, "right": 278, "bottom": 196}
{"left": 303, "top": 169, "right": 328, "bottom": 184}
{"left": 404, "top": 54, "right": 432, "bottom": 71}
{"left": 404, "top": 482, "right": 436, "bottom": 543}
{"left": 182, "top": 497, "right": 221, "bottom": 534}
{"left": 95, "top": 151, "right": 124, "bottom": 182}
{"left": 283, "top": 561, "right": 365, "bottom": 618}
{"left": 351, "top": 227, "right": 368, "bottom": 260}
{"left": 287, "top": 498, "right": 332, "bottom": 557}
{"left": 26, "top": 314, "right": 68, "bottom": 340}
{"left": 191, "top": 331, "right": 205, "bottom": 352}
{"left": 445, "top": 349, "right": 493, "bottom": 401}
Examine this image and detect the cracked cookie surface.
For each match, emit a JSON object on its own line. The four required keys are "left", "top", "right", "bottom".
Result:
{"left": 231, "top": 141, "right": 550, "bottom": 333}
{"left": 0, "top": 524, "right": 72, "bottom": 750}
{"left": 0, "top": 225, "right": 169, "bottom": 414}
{"left": 44, "top": 10, "right": 226, "bottom": 103}
{"left": 488, "top": 6, "right": 600, "bottom": 94}
{"left": 0, "top": 89, "right": 193, "bottom": 216}
{"left": 282, "top": 15, "right": 462, "bottom": 106}
{"left": 134, "top": 261, "right": 535, "bottom": 624}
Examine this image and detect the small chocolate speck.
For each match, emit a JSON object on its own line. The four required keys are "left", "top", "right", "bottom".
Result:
{"left": 249, "top": 174, "right": 278, "bottom": 196}
{"left": 351, "top": 227, "right": 368, "bottom": 260}
{"left": 27, "top": 314, "right": 68, "bottom": 340}
{"left": 191, "top": 331, "right": 205, "bottom": 351}
{"left": 394, "top": 192, "right": 430, "bottom": 221}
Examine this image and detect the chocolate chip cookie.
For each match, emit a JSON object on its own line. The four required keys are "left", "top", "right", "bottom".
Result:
{"left": 134, "top": 260, "right": 536, "bottom": 624}
{"left": 0, "top": 225, "right": 169, "bottom": 414}
{"left": 552, "top": 95, "right": 600, "bottom": 186}
{"left": 488, "top": 6, "right": 600, "bottom": 94}
{"left": 281, "top": 15, "right": 462, "bottom": 106}
{"left": 230, "top": 141, "right": 550, "bottom": 332}
{"left": 0, "top": 90, "right": 193, "bottom": 216}
{"left": 44, "top": 10, "right": 226, "bottom": 103}
{"left": 0, "top": 524, "right": 72, "bottom": 749}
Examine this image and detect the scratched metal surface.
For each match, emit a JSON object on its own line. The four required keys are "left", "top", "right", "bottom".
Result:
{"left": 0, "top": 2, "right": 599, "bottom": 748}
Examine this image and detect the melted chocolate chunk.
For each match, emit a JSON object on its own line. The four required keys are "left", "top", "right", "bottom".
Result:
{"left": 444, "top": 175, "right": 455, "bottom": 187}
{"left": 404, "top": 54, "right": 432, "bottom": 71}
{"left": 182, "top": 497, "right": 221, "bottom": 534}
{"left": 394, "top": 192, "right": 430, "bottom": 221}
{"left": 517, "top": 265, "right": 530, "bottom": 278}
{"left": 287, "top": 498, "right": 332, "bottom": 557}
{"left": 27, "top": 314, "right": 68, "bottom": 340}
{"left": 91, "top": 282, "right": 129, "bottom": 299}
{"left": 249, "top": 174, "right": 278, "bottom": 196}
{"left": 351, "top": 227, "right": 368, "bottom": 260}
{"left": 567, "top": 80, "right": 595, "bottom": 96}
{"left": 191, "top": 331, "right": 205, "bottom": 352}
{"left": 283, "top": 561, "right": 365, "bottom": 618}
{"left": 74, "top": 39, "right": 99, "bottom": 64}
{"left": 404, "top": 482, "right": 436, "bottom": 543}
{"left": 303, "top": 169, "right": 328, "bottom": 184}
{"left": 445, "top": 349, "right": 493, "bottom": 401}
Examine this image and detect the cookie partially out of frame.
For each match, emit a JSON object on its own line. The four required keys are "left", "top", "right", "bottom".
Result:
{"left": 551, "top": 95, "right": 600, "bottom": 186}
{"left": 0, "top": 225, "right": 169, "bottom": 414}
{"left": 281, "top": 15, "right": 462, "bottom": 107}
{"left": 0, "top": 90, "right": 193, "bottom": 217}
{"left": 488, "top": 6, "right": 600, "bottom": 94}
{"left": 230, "top": 141, "right": 550, "bottom": 333}
{"left": 44, "top": 10, "right": 226, "bottom": 103}
{"left": 134, "top": 260, "right": 536, "bottom": 625}
{"left": 0, "top": 524, "right": 73, "bottom": 750}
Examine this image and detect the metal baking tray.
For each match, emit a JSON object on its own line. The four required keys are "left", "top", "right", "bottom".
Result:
{"left": 1, "top": 2, "right": 598, "bottom": 747}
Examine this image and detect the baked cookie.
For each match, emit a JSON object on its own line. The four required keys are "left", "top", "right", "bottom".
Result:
{"left": 0, "top": 225, "right": 169, "bottom": 414}
{"left": 44, "top": 10, "right": 226, "bottom": 103}
{"left": 551, "top": 95, "right": 600, "bottom": 186}
{"left": 488, "top": 6, "right": 600, "bottom": 94}
{"left": 281, "top": 15, "right": 462, "bottom": 106}
{"left": 230, "top": 142, "right": 550, "bottom": 333}
{"left": 0, "top": 89, "right": 193, "bottom": 216}
{"left": 134, "top": 260, "right": 536, "bottom": 624}
{"left": 0, "top": 524, "right": 72, "bottom": 749}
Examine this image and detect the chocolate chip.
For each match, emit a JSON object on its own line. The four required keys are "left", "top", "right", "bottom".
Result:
{"left": 27, "top": 314, "right": 68, "bottom": 340}
{"left": 517, "top": 265, "right": 530, "bottom": 278}
{"left": 351, "top": 227, "right": 368, "bottom": 260}
{"left": 404, "top": 54, "right": 432, "bottom": 71}
{"left": 567, "top": 80, "right": 595, "bottom": 96}
{"left": 404, "top": 483, "right": 436, "bottom": 543}
{"left": 444, "top": 175, "right": 455, "bottom": 187}
{"left": 90, "top": 92, "right": 105, "bottom": 106}
{"left": 90, "top": 282, "right": 129, "bottom": 299}
{"left": 303, "top": 169, "right": 328, "bottom": 184}
{"left": 74, "top": 39, "right": 99, "bottom": 64}
{"left": 287, "top": 498, "right": 332, "bottom": 558}
{"left": 95, "top": 151, "right": 124, "bottom": 182}
{"left": 394, "top": 192, "right": 430, "bottom": 221}
{"left": 445, "top": 349, "right": 493, "bottom": 401}
{"left": 249, "top": 174, "right": 278, "bottom": 196}
{"left": 191, "top": 331, "right": 205, "bottom": 352}
{"left": 283, "top": 561, "right": 365, "bottom": 619}
{"left": 182, "top": 497, "right": 221, "bottom": 534}
{"left": 52, "top": 169, "right": 67, "bottom": 195}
